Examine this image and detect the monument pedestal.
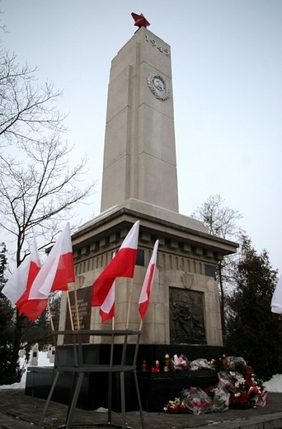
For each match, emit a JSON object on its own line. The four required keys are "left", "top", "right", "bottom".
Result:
{"left": 66, "top": 199, "right": 237, "bottom": 346}
{"left": 26, "top": 343, "right": 222, "bottom": 412}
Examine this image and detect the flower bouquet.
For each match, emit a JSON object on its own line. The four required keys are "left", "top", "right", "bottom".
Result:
{"left": 218, "top": 367, "right": 268, "bottom": 409}
{"left": 163, "top": 397, "right": 188, "bottom": 413}
{"left": 205, "top": 385, "right": 230, "bottom": 412}
{"left": 181, "top": 387, "right": 213, "bottom": 415}
{"left": 171, "top": 354, "right": 190, "bottom": 370}
{"left": 163, "top": 355, "right": 268, "bottom": 415}
{"left": 189, "top": 358, "right": 209, "bottom": 371}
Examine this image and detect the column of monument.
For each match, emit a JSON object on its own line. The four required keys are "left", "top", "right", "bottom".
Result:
{"left": 100, "top": 26, "right": 179, "bottom": 213}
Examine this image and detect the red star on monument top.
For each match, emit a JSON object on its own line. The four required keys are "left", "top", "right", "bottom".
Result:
{"left": 131, "top": 12, "right": 150, "bottom": 29}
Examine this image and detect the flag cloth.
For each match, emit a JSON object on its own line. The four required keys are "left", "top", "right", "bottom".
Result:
{"left": 100, "top": 253, "right": 116, "bottom": 323}
{"left": 138, "top": 240, "right": 159, "bottom": 320}
{"left": 29, "top": 222, "right": 75, "bottom": 300}
{"left": 14, "top": 240, "right": 47, "bottom": 322}
{"left": 91, "top": 220, "right": 140, "bottom": 307}
{"left": 100, "top": 280, "right": 115, "bottom": 323}
{"left": 271, "top": 275, "right": 282, "bottom": 314}
{"left": 2, "top": 238, "right": 41, "bottom": 306}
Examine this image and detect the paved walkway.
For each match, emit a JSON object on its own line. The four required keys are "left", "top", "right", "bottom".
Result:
{"left": 0, "top": 389, "right": 282, "bottom": 429}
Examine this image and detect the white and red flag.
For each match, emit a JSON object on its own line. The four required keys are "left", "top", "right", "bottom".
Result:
{"left": 91, "top": 221, "right": 140, "bottom": 307}
{"left": 100, "top": 253, "right": 116, "bottom": 323}
{"left": 8, "top": 240, "right": 47, "bottom": 322}
{"left": 271, "top": 275, "right": 282, "bottom": 314}
{"left": 138, "top": 240, "right": 159, "bottom": 320}
{"left": 28, "top": 222, "right": 75, "bottom": 301}
{"left": 100, "top": 280, "right": 115, "bottom": 323}
{"left": 2, "top": 238, "right": 41, "bottom": 306}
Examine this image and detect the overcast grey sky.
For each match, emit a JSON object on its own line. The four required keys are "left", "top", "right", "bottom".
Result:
{"left": 2, "top": 0, "right": 282, "bottom": 274}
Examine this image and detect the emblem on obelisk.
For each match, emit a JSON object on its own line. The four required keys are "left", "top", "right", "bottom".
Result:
{"left": 147, "top": 72, "right": 170, "bottom": 101}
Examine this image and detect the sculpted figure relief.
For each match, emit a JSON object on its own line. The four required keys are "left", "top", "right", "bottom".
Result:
{"left": 169, "top": 289, "right": 206, "bottom": 344}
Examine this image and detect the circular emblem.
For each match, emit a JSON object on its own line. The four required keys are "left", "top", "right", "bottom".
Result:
{"left": 147, "top": 72, "right": 170, "bottom": 101}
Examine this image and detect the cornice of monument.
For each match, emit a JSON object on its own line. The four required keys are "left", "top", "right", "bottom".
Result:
{"left": 72, "top": 198, "right": 238, "bottom": 257}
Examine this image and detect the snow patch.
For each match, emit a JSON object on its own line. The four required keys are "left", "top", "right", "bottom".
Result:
{"left": 0, "top": 351, "right": 54, "bottom": 390}
{"left": 264, "top": 374, "right": 282, "bottom": 392}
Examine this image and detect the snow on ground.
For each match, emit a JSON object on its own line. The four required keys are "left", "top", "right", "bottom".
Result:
{"left": 264, "top": 374, "right": 282, "bottom": 392}
{"left": 1, "top": 352, "right": 282, "bottom": 392}
{"left": 0, "top": 351, "right": 53, "bottom": 390}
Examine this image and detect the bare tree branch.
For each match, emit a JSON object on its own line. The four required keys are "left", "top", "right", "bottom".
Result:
{"left": 192, "top": 194, "right": 243, "bottom": 340}
{"left": 0, "top": 49, "right": 67, "bottom": 148}
{"left": 0, "top": 47, "right": 95, "bottom": 266}
{"left": 0, "top": 14, "right": 96, "bottom": 384}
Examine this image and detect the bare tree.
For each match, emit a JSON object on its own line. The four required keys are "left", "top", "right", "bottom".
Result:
{"left": 192, "top": 194, "right": 243, "bottom": 339}
{"left": 0, "top": 39, "right": 95, "bottom": 381}
{"left": 0, "top": 49, "right": 66, "bottom": 147}
{"left": 0, "top": 138, "right": 94, "bottom": 266}
{"left": 0, "top": 45, "right": 95, "bottom": 262}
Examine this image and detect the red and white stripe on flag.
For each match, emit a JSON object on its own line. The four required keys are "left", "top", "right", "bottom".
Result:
{"left": 18, "top": 223, "right": 75, "bottom": 321}
{"left": 138, "top": 240, "right": 159, "bottom": 320}
{"left": 100, "top": 280, "right": 115, "bottom": 323}
{"left": 2, "top": 238, "right": 41, "bottom": 307}
{"left": 29, "top": 222, "right": 75, "bottom": 300}
{"left": 91, "top": 221, "right": 140, "bottom": 307}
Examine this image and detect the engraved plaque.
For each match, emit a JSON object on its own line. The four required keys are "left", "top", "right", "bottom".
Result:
{"left": 169, "top": 288, "right": 206, "bottom": 344}
{"left": 64, "top": 287, "right": 92, "bottom": 344}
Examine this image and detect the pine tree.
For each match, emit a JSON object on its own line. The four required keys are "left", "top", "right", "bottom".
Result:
{"left": 0, "top": 243, "right": 19, "bottom": 384}
{"left": 0, "top": 243, "right": 61, "bottom": 384}
{"left": 225, "top": 235, "right": 282, "bottom": 381}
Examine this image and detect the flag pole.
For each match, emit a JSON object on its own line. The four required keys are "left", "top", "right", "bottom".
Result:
{"left": 47, "top": 300, "right": 55, "bottom": 331}
{"left": 139, "top": 319, "right": 143, "bottom": 331}
{"left": 73, "top": 280, "right": 81, "bottom": 330}
{"left": 126, "top": 278, "right": 134, "bottom": 329}
{"left": 112, "top": 316, "right": 115, "bottom": 330}
{"left": 66, "top": 290, "right": 75, "bottom": 331}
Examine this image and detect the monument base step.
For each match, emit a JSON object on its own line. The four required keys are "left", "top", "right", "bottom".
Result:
{"left": 25, "top": 344, "right": 223, "bottom": 412}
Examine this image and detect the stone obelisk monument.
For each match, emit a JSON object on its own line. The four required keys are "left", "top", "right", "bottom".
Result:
{"left": 24, "top": 16, "right": 239, "bottom": 413}
{"left": 100, "top": 25, "right": 178, "bottom": 213}
{"left": 61, "top": 19, "right": 237, "bottom": 349}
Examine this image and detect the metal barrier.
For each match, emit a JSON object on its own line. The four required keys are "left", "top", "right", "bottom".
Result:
{"left": 38, "top": 329, "right": 145, "bottom": 429}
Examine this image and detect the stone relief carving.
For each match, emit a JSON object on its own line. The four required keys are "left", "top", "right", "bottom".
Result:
{"left": 147, "top": 72, "right": 170, "bottom": 101}
{"left": 169, "top": 288, "right": 206, "bottom": 344}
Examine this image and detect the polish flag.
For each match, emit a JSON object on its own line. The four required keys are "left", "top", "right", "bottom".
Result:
{"left": 12, "top": 240, "right": 48, "bottom": 322}
{"left": 100, "top": 253, "right": 116, "bottom": 323}
{"left": 29, "top": 222, "right": 75, "bottom": 300}
{"left": 271, "top": 275, "right": 282, "bottom": 314}
{"left": 138, "top": 240, "right": 159, "bottom": 320}
{"left": 100, "top": 280, "right": 115, "bottom": 323}
{"left": 91, "top": 221, "right": 139, "bottom": 307}
{"left": 16, "top": 286, "right": 48, "bottom": 322}
{"left": 2, "top": 239, "right": 41, "bottom": 306}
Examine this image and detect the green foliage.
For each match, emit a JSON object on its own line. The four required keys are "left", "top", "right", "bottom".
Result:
{"left": 225, "top": 235, "right": 282, "bottom": 381}
{"left": 0, "top": 243, "right": 61, "bottom": 384}
{"left": 0, "top": 308, "right": 19, "bottom": 385}
{"left": 0, "top": 242, "right": 18, "bottom": 384}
